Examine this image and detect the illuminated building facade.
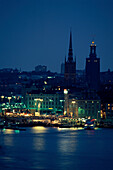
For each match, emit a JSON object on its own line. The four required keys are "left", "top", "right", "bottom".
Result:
{"left": 64, "top": 31, "right": 76, "bottom": 87}
{"left": 64, "top": 89, "right": 101, "bottom": 119}
{"left": 104, "top": 103, "right": 113, "bottom": 119}
{"left": 86, "top": 41, "right": 100, "bottom": 90}
{"left": 100, "top": 103, "right": 113, "bottom": 120}
{"left": 68, "top": 98, "right": 101, "bottom": 119}
{"left": 25, "top": 92, "right": 64, "bottom": 115}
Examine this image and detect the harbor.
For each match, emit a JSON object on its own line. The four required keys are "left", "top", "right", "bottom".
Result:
{"left": 1, "top": 114, "right": 113, "bottom": 130}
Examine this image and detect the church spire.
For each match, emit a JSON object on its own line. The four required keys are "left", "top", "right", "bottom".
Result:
{"left": 65, "top": 55, "right": 66, "bottom": 63}
{"left": 69, "top": 30, "right": 72, "bottom": 49}
{"left": 68, "top": 30, "right": 73, "bottom": 62}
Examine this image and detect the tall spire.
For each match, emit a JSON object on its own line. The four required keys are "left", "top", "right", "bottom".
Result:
{"left": 68, "top": 30, "right": 73, "bottom": 62}
{"left": 65, "top": 55, "right": 66, "bottom": 63}
{"left": 69, "top": 31, "right": 72, "bottom": 49}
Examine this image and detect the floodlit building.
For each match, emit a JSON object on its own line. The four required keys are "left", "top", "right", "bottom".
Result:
{"left": 25, "top": 91, "right": 64, "bottom": 115}
{"left": 64, "top": 89, "right": 101, "bottom": 119}
{"left": 68, "top": 98, "right": 101, "bottom": 119}
{"left": 100, "top": 102, "right": 113, "bottom": 120}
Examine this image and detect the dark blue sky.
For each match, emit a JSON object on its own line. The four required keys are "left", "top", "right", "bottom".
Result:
{"left": 0, "top": 0, "right": 113, "bottom": 72}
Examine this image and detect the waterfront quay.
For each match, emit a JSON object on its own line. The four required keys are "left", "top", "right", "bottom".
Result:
{"left": 0, "top": 115, "right": 85, "bottom": 128}
{"left": 0, "top": 114, "right": 113, "bottom": 129}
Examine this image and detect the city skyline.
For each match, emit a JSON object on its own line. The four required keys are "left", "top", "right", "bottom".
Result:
{"left": 0, "top": 0, "right": 113, "bottom": 72}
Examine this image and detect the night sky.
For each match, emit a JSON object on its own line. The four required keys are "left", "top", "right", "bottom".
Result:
{"left": 0, "top": 0, "right": 113, "bottom": 72}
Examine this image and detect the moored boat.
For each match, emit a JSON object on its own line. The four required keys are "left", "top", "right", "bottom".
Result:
{"left": 84, "top": 119, "right": 95, "bottom": 130}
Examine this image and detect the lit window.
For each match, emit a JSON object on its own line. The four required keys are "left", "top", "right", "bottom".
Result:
{"left": 108, "top": 107, "right": 110, "bottom": 110}
{"left": 108, "top": 104, "right": 110, "bottom": 106}
{"left": 94, "top": 60, "right": 97, "bottom": 62}
{"left": 88, "top": 60, "right": 90, "bottom": 62}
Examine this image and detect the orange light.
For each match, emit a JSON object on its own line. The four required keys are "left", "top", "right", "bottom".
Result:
{"left": 64, "top": 89, "right": 68, "bottom": 94}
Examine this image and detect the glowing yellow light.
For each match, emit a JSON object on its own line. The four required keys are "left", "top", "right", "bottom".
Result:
{"left": 34, "top": 98, "right": 43, "bottom": 102}
{"left": 64, "top": 89, "right": 68, "bottom": 94}
{"left": 44, "top": 81, "right": 47, "bottom": 84}
{"left": 32, "top": 126, "right": 47, "bottom": 133}
{"left": 1, "top": 95, "right": 4, "bottom": 99}
{"left": 4, "top": 129, "right": 14, "bottom": 134}
{"left": 92, "top": 41, "right": 94, "bottom": 44}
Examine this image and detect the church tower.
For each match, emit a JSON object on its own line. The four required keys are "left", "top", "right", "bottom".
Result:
{"left": 86, "top": 41, "right": 100, "bottom": 90}
{"left": 64, "top": 31, "right": 76, "bottom": 87}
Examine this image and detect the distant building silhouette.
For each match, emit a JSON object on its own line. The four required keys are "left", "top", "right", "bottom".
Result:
{"left": 61, "top": 63, "right": 65, "bottom": 74}
{"left": 100, "top": 69, "right": 113, "bottom": 85}
{"left": 64, "top": 31, "right": 76, "bottom": 87}
{"left": 86, "top": 41, "right": 100, "bottom": 90}
{"left": 35, "top": 65, "right": 47, "bottom": 72}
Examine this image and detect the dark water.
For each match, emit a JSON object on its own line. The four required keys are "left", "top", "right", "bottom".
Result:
{"left": 0, "top": 127, "right": 113, "bottom": 170}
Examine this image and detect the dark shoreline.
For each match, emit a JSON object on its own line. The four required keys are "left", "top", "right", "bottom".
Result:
{"left": 2, "top": 122, "right": 113, "bottom": 129}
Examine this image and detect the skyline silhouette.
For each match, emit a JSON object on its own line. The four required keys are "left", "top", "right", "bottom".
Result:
{"left": 0, "top": 0, "right": 113, "bottom": 72}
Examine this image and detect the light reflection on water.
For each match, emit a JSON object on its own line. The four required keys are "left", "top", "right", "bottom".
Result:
{"left": 58, "top": 136, "right": 77, "bottom": 154}
{"left": 32, "top": 126, "right": 47, "bottom": 133}
{"left": 0, "top": 127, "right": 113, "bottom": 170}
{"left": 58, "top": 127, "right": 83, "bottom": 131}
{"left": 33, "top": 137, "right": 45, "bottom": 151}
{"left": 58, "top": 130, "right": 78, "bottom": 154}
{"left": 1, "top": 129, "right": 14, "bottom": 147}
{"left": 3, "top": 129, "right": 14, "bottom": 134}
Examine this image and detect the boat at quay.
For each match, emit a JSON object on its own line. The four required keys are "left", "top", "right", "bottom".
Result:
{"left": 0, "top": 115, "right": 113, "bottom": 129}
{"left": 84, "top": 119, "right": 95, "bottom": 130}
